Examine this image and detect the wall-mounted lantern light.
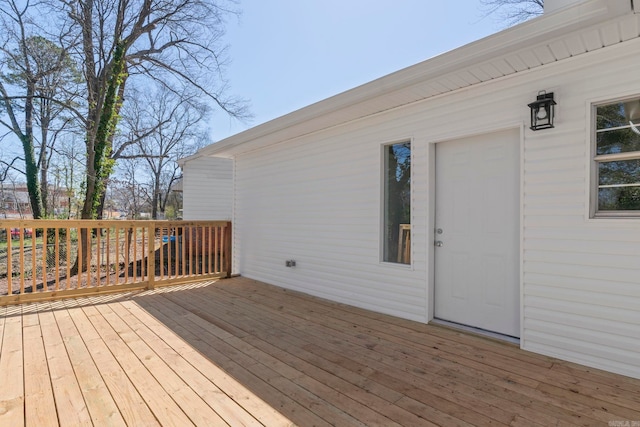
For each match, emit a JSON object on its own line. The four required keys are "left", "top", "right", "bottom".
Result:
{"left": 528, "top": 91, "right": 556, "bottom": 130}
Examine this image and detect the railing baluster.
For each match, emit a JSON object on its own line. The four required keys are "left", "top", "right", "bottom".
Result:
{"left": 96, "top": 227, "right": 101, "bottom": 287}
{"left": 19, "top": 231, "right": 25, "bottom": 294}
{"left": 156, "top": 227, "right": 162, "bottom": 279}
{"left": 125, "top": 226, "right": 130, "bottom": 284}
{"left": 214, "top": 225, "right": 219, "bottom": 273}
{"left": 221, "top": 225, "right": 225, "bottom": 275}
{"left": 106, "top": 227, "right": 111, "bottom": 286}
{"left": 78, "top": 228, "right": 83, "bottom": 289}
{"left": 133, "top": 226, "right": 138, "bottom": 282}
{"left": 7, "top": 228, "right": 12, "bottom": 294}
{"left": 187, "top": 224, "right": 191, "bottom": 277}
{"left": 172, "top": 225, "right": 177, "bottom": 278}
{"left": 201, "top": 225, "right": 204, "bottom": 275}
{"left": 115, "top": 226, "right": 120, "bottom": 285}
{"left": 86, "top": 228, "right": 91, "bottom": 288}
{"left": 181, "top": 225, "right": 186, "bottom": 277}
{"left": 66, "top": 227, "right": 71, "bottom": 291}
{"left": 55, "top": 228, "right": 60, "bottom": 291}
{"left": 166, "top": 225, "right": 170, "bottom": 279}
{"left": 147, "top": 223, "right": 155, "bottom": 290}
{"left": 224, "top": 222, "right": 231, "bottom": 276}
{"left": 141, "top": 227, "right": 146, "bottom": 279}
{"left": 42, "top": 227, "right": 48, "bottom": 291}
{"left": 208, "top": 226, "right": 213, "bottom": 274}
{"left": 31, "top": 228, "right": 37, "bottom": 292}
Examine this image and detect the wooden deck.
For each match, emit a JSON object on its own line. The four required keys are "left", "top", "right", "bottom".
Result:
{"left": 1, "top": 277, "right": 639, "bottom": 426}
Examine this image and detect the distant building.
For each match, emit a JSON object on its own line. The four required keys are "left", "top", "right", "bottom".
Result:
{"left": 0, "top": 184, "right": 71, "bottom": 218}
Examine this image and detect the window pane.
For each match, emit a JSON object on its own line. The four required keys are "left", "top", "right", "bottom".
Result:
{"left": 598, "top": 187, "right": 640, "bottom": 211}
{"left": 596, "top": 99, "right": 640, "bottom": 130}
{"left": 596, "top": 129, "right": 640, "bottom": 155}
{"left": 598, "top": 159, "right": 640, "bottom": 186}
{"left": 383, "top": 142, "right": 411, "bottom": 264}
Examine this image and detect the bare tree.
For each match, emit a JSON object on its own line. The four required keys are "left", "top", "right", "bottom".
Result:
{"left": 54, "top": 0, "right": 248, "bottom": 222}
{"left": 0, "top": 0, "right": 80, "bottom": 218}
{"left": 51, "top": 137, "right": 85, "bottom": 218}
{"left": 109, "top": 159, "right": 151, "bottom": 219}
{"left": 118, "top": 85, "right": 207, "bottom": 219}
{"left": 481, "top": 0, "right": 544, "bottom": 26}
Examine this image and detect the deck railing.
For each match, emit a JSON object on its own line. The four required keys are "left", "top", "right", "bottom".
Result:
{"left": 0, "top": 220, "right": 231, "bottom": 305}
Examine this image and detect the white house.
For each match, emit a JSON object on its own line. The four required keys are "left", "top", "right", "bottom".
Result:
{"left": 185, "top": 0, "right": 640, "bottom": 379}
{"left": 178, "top": 155, "right": 233, "bottom": 220}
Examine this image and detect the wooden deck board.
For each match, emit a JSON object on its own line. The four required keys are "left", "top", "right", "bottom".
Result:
{"left": 23, "top": 306, "right": 58, "bottom": 427}
{"left": 112, "top": 299, "right": 267, "bottom": 426}
{"left": 51, "top": 302, "right": 127, "bottom": 426}
{"left": 61, "top": 298, "right": 161, "bottom": 427}
{"left": 141, "top": 291, "right": 334, "bottom": 427}
{"left": 160, "top": 291, "right": 404, "bottom": 426}
{"left": 1, "top": 277, "right": 640, "bottom": 426}
{"left": 118, "top": 298, "right": 294, "bottom": 426}
{"left": 202, "top": 285, "right": 573, "bottom": 425}
{"left": 81, "top": 303, "right": 197, "bottom": 426}
{"left": 0, "top": 305, "right": 25, "bottom": 427}
{"left": 220, "top": 280, "right": 640, "bottom": 417}
{"left": 163, "top": 283, "right": 468, "bottom": 426}
{"left": 38, "top": 305, "right": 93, "bottom": 427}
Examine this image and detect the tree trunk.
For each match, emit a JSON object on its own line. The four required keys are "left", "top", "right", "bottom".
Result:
{"left": 76, "top": 43, "right": 127, "bottom": 272}
{"left": 39, "top": 101, "right": 52, "bottom": 217}
{"left": 23, "top": 84, "right": 44, "bottom": 219}
{"left": 151, "top": 175, "right": 160, "bottom": 219}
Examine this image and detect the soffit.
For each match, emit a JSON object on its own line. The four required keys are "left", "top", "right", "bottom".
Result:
{"left": 200, "top": 0, "right": 639, "bottom": 158}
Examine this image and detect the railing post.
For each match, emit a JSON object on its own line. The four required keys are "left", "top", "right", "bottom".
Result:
{"left": 224, "top": 221, "right": 232, "bottom": 278}
{"left": 147, "top": 222, "right": 156, "bottom": 290}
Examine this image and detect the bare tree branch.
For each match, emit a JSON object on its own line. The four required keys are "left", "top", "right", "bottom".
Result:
{"left": 0, "top": 156, "right": 25, "bottom": 180}
{"left": 480, "top": 0, "right": 544, "bottom": 26}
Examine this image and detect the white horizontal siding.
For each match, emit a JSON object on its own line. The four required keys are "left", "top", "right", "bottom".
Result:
{"left": 518, "top": 40, "right": 640, "bottom": 378}
{"left": 230, "top": 36, "right": 640, "bottom": 378}
{"left": 234, "top": 110, "right": 431, "bottom": 321}
{"left": 182, "top": 156, "right": 232, "bottom": 220}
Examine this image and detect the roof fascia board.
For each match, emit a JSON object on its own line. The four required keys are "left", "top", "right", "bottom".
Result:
{"left": 177, "top": 153, "right": 201, "bottom": 167}
{"left": 200, "top": 0, "right": 631, "bottom": 158}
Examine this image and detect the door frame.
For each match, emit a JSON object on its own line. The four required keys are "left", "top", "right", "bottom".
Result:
{"left": 426, "top": 123, "right": 525, "bottom": 343}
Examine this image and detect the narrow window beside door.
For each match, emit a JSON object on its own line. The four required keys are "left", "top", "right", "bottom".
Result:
{"left": 383, "top": 142, "right": 411, "bottom": 264}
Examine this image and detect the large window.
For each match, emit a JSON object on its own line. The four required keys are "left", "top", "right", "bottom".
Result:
{"left": 383, "top": 142, "right": 411, "bottom": 264}
{"left": 593, "top": 97, "right": 640, "bottom": 217}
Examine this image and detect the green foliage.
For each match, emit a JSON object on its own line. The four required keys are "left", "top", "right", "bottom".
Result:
{"left": 90, "top": 41, "right": 128, "bottom": 218}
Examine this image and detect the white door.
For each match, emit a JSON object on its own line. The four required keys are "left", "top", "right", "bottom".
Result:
{"left": 434, "top": 128, "right": 520, "bottom": 338}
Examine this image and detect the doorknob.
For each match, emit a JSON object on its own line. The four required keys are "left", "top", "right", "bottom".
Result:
{"left": 435, "top": 241, "right": 443, "bottom": 247}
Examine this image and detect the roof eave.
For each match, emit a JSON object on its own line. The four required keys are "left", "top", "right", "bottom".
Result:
{"left": 199, "top": 0, "right": 633, "bottom": 158}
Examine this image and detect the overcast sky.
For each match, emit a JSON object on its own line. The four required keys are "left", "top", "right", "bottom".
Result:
{"left": 209, "top": 1, "right": 509, "bottom": 142}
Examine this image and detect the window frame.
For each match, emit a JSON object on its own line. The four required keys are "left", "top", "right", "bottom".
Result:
{"left": 380, "top": 140, "right": 412, "bottom": 265}
{"left": 590, "top": 95, "right": 640, "bottom": 218}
